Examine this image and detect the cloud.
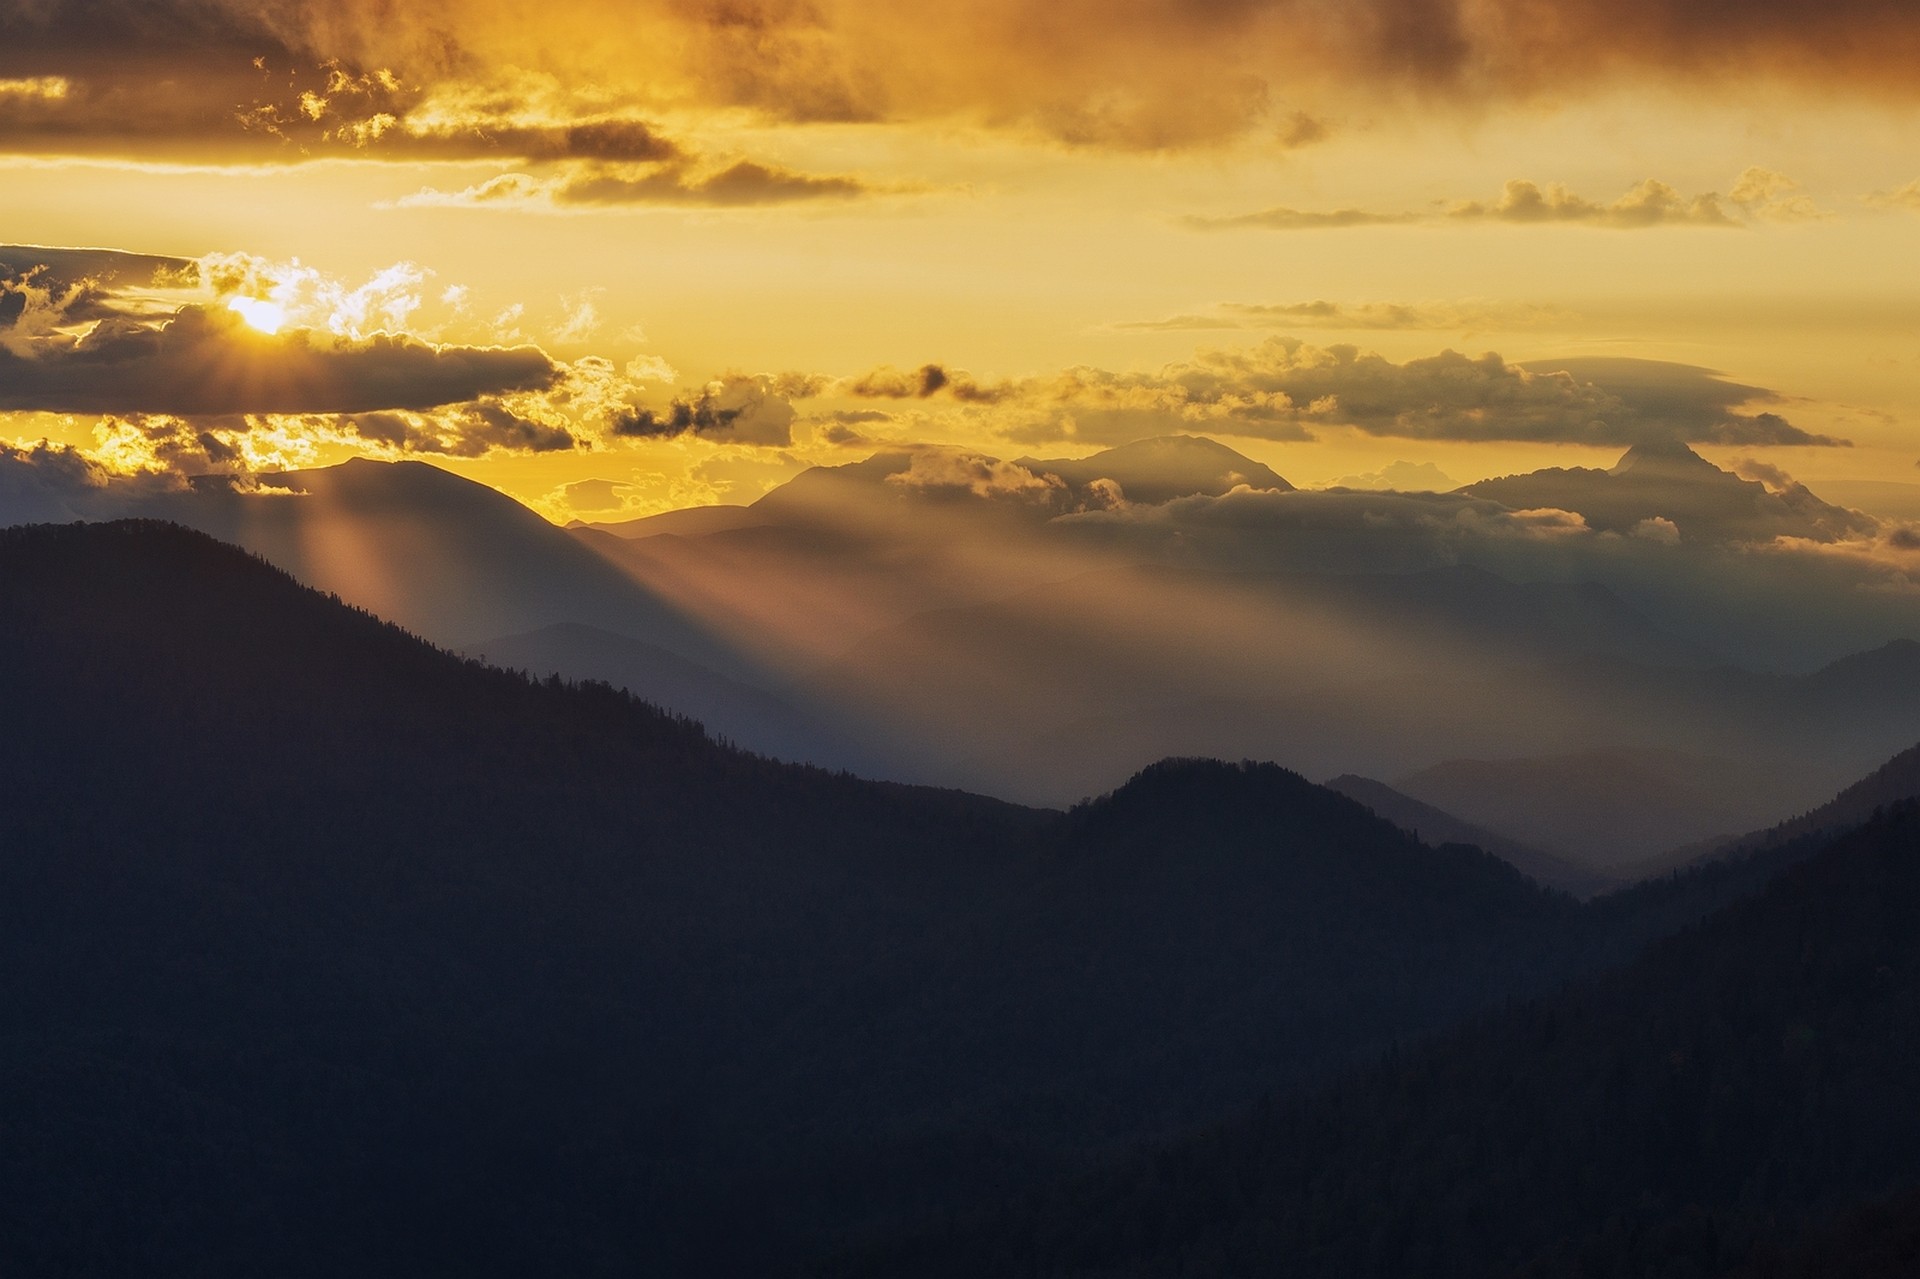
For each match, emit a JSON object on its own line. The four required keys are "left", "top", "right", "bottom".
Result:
{"left": 0, "top": 440, "right": 185, "bottom": 524}
{"left": 1866, "top": 180, "right": 1920, "bottom": 212}
{"left": 883, "top": 449, "right": 1068, "bottom": 502}
{"left": 393, "top": 160, "right": 875, "bottom": 211}
{"left": 1183, "top": 207, "right": 1421, "bottom": 231}
{"left": 0, "top": 243, "right": 562, "bottom": 418}
{"left": 1727, "top": 167, "right": 1826, "bottom": 223}
{"left": 555, "top": 477, "right": 639, "bottom": 513}
{"left": 608, "top": 375, "right": 799, "bottom": 446}
{"left": 845, "top": 363, "right": 1010, "bottom": 403}
{"left": 1192, "top": 176, "right": 1809, "bottom": 232}
{"left": 1447, "top": 178, "right": 1735, "bottom": 227}
{"left": 1516, "top": 357, "right": 1847, "bottom": 448}
{"left": 0, "top": 302, "right": 557, "bottom": 416}
{"left": 7, "top": 0, "right": 1920, "bottom": 159}
{"left": 1114, "top": 299, "right": 1572, "bottom": 332}
{"left": 854, "top": 340, "right": 1838, "bottom": 449}
{"left": 0, "top": 242, "right": 672, "bottom": 469}
{"left": 1325, "top": 460, "right": 1459, "bottom": 491}
{"left": 803, "top": 408, "right": 896, "bottom": 447}
{"left": 1275, "top": 111, "right": 1331, "bottom": 149}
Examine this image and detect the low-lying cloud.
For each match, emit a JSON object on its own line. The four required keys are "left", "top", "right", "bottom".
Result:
{"left": 843, "top": 341, "right": 1844, "bottom": 449}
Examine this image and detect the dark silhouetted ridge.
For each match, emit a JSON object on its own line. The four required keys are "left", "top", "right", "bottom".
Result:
{"left": 852, "top": 801, "right": 1920, "bottom": 1278}
{"left": 5, "top": 522, "right": 1881, "bottom": 1278}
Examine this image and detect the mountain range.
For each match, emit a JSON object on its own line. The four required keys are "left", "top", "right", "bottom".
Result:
{"left": 10, "top": 521, "right": 1915, "bottom": 1273}
{"left": 6, "top": 433, "right": 1920, "bottom": 864}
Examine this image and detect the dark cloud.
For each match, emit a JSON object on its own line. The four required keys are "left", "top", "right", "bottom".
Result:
{"left": 1518, "top": 358, "right": 1847, "bottom": 448}
{"left": 402, "top": 400, "right": 578, "bottom": 455}
{"left": 0, "top": 439, "right": 175, "bottom": 523}
{"left": 557, "top": 477, "right": 636, "bottom": 511}
{"left": 845, "top": 363, "right": 1009, "bottom": 403}
{"left": 0, "top": 244, "right": 197, "bottom": 292}
{"left": 7, "top": 0, "right": 1920, "bottom": 157}
{"left": 0, "top": 302, "right": 558, "bottom": 415}
{"left": 848, "top": 341, "right": 1844, "bottom": 450}
{"left": 802, "top": 408, "right": 893, "bottom": 447}
{"left": 609, "top": 375, "right": 797, "bottom": 446}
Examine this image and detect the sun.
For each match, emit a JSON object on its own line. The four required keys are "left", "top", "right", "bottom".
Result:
{"left": 227, "top": 296, "right": 287, "bottom": 336}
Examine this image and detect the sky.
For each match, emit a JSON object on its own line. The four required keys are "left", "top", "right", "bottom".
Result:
{"left": 3, "top": 0, "right": 1919, "bottom": 522}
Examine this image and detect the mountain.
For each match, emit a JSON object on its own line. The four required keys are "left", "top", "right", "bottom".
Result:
{"left": 460, "top": 621, "right": 859, "bottom": 768}
{"left": 1392, "top": 747, "right": 1795, "bottom": 868}
{"left": 818, "top": 563, "right": 1722, "bottom": 802}
{"left": 137, "top": 457, "right": 757, "bottom": 670}
{"left": 1631, "top": 733, "right": 1920, "bottom": 878}
{"left": 1, "top": 521, "right": 1654, "bottom": 1276}
{"left": 1461, "top": 441, "right": 1875, "bottom": 543}
{"left": 623, "top": 436, "right": 1296, "bottom": 539}
{"left": 1323, "top": 774, "right": 1616, "bottom": 896}
{"left": 1013, "top": 435, "right": 1294, "bottom": 503}
{"left": 572, "top": 502, "right": 766, "bottom": 539}
{"left": 853, "top": 800, "right": 1920, "bottom": 1278}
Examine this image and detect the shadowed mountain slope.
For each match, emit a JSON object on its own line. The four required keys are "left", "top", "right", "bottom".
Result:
{"left": 462, "top": 620, "right": 871, "bottom": 770}
{"left": 139, "top": 457, "right": 754, "bottom": 670}
{"left": 0, "top": 521, "right": 1654, "bottom": 1277}
{"left": 847, "top": 801, "right": 1920, "bottom": 1278}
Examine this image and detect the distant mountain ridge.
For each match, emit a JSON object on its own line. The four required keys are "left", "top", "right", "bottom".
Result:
{"left": 579, "top": 435, "right": 1292, "bottom": 539}
{"left": 1392, "top": 747, "right": 1797, "bottom": 868}
{"left": 1013, "top": 434, "right": 1294, "bottom": 503}
{"left": 140, "top": 457, "right": 757, "bottom": 670}
{"left": 1323, "top": 774, "right": 1616, "bottom": 896}
{"left": 1631, "top": 733, "right": 1920, "bottom": 878}
{"left": 1462, "top": 440, "right": 1874, "bottom": 543}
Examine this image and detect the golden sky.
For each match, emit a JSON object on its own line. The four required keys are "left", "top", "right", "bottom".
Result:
{"left": 3, "top": 0, "right": 1919, "bottom": 520}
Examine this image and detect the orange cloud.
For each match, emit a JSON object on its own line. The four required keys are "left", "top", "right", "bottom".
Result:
{"left": 7, "top": 0, "right": 1920, "bottom": 157}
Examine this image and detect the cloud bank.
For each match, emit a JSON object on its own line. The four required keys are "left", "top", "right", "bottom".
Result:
{"left": 6, "top": 0, "right": 1920, "bottom": 158}
{"left": 841, "top": 341, "right": 1845, "bottom": 449}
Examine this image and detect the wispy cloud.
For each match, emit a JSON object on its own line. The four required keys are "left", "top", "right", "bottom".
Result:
{"left": 1189, "top": 171, "right": 1828, "bottom": 233}
{"left": 394, "top": 160, "right": 877, "bottom": 212}
{"left": 1113, "top": 300, "right": 1574, "bottom": 333}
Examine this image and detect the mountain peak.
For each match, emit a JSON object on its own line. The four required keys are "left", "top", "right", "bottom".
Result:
{"left": 1017, "top": 434, "right": 1294, "bottom": 503}
{"left": 1609, "top": 439, "right": 1722, "bottom": 479}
